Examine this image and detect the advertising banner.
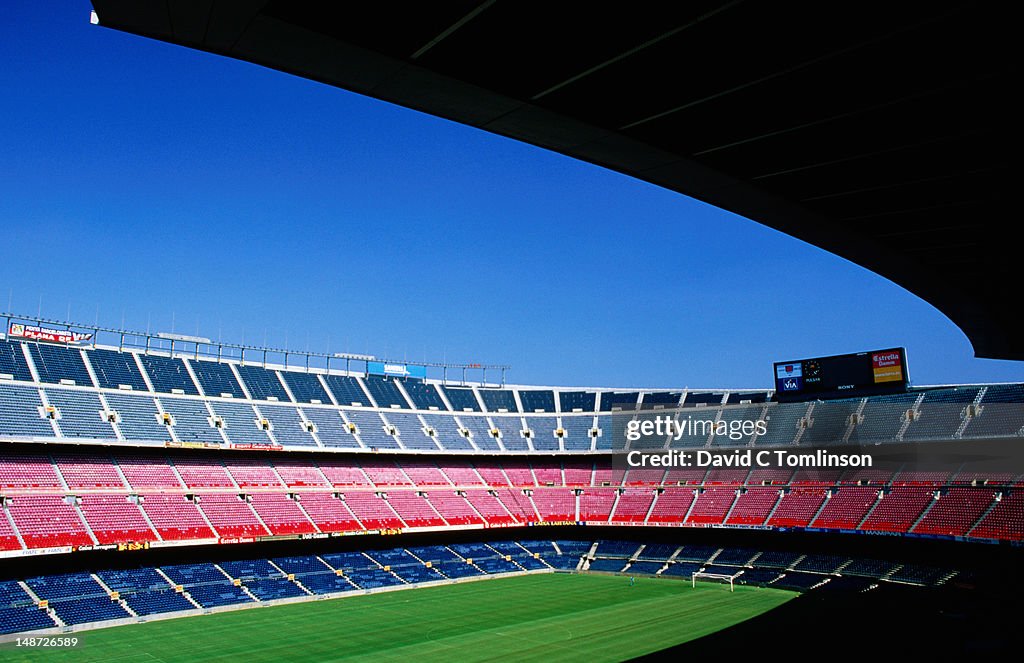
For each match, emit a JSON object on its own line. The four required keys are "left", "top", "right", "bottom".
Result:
{"left": 367, "top": 361, "right": 427, "bottom": 380}
{"left": 8, "top": 323, "right": 92, "bottom": 344}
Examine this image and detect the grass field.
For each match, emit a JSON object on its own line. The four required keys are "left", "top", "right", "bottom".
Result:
{"left": 2, "top": 574, "right": 796, "bottom": 662}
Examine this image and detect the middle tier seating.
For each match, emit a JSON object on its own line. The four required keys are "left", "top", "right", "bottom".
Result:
{"left": 0, "top": 448, "right": 1021, "bottom": 552}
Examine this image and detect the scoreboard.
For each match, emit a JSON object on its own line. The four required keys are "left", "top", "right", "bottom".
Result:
{"left": 773, "top": 348, "right": 909, "bottom": 402}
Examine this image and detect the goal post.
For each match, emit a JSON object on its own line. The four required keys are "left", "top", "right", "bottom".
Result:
{"left": 691, "top": 571, "right": 737, "bottom": 592}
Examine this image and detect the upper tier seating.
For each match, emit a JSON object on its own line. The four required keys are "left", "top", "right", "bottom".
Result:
{"left": 403, "top": 380, "right": 447, "bottom": 410}
{"left": 0, "top": 340, "right": 33, "bottom": 381}
{"left": 519, "top": 390, "right": 556, "bottom": 413}
{"left": 88, "top": 348, "right": 148, "bottom": 391}
{"left": 363, "top": 376, "right": 410, "bottom": 409}
{"left": 235, "top": 364, "right": 290, "bottom": 402}
{"left": 479, "top": 389, "right": 518, "bottom": 413}
{"left": 188, "top": 360, "right": 244, "bottom": 398}
{"left": 321, "top": 375, "right": 369, "bottom": 406}
{"left": 139, "top": 354, "right": 199, "bottom": 394}
{"left": 279, "top": 371, "right": 330, "bottom": 404}
{"left": 26, "top": 343, "right": 91, "bottom": 386}
{"left": 599, "top": 392, "right": 639, "bottom": 411}
{"left": 559, "top": 391, "right": 596, "bottom": 413}
{"left": 443, "top": 386, "right": 480, "bottom": 412}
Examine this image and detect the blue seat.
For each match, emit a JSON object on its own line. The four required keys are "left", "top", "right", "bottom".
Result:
{"left": 363, "top": 376, "right": 410, "bottom": 408}
{"left": 0, "top": 339, "right": 33, "bottom": 381}
{"left": 87, "top": 348, "right": 148, "bottom": 391}
{"left": 519, "top": 390, "right": 556, "bottom": 413}
{"left": 236, "top": 364, "right": 290, "bottom": 402}
{"left": 442, "top": 386, "right": 480, "bottom": 412}
{"left": 403, "top": 380, "right": 448, "bottom": 410}
{"left": 189, "top": 360, "right": 244, "bottom": 398}
{"left": 27, "top": 343, "right": 92, "bottom": 386}
{"left": 559, "top": 391, "right": 596, "bottom": 412}
{"left": 139, "top": 354, "right": 199, "bottom": 394}
{"left": 279, "top": 371, "right": 330, "bottom": 404}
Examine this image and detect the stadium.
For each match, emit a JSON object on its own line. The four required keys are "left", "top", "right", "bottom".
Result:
{"left": 1, "top": 320, "right": 1022, "bottom": 658}
{"left": 1, "top": 1, "right": 1021, "bottom": 660}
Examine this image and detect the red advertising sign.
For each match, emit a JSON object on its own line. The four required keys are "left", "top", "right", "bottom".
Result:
{"left": 8, "top": 323, "right": 92, "bottom": 344}
{"left": 871, "top": 351, "right": 903, "bottom": 383}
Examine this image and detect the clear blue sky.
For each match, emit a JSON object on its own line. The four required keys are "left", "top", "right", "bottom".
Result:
{"left": 0, "top": 3, "right": 1020, "bottom": 389}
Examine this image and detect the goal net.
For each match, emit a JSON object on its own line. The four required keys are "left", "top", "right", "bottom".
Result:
{"left": 691, "top": 571, "right": 739, "bottom": 592}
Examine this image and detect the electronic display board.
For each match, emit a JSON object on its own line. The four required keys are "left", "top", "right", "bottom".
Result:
{"left": 773, "top": 348, "right": 908, "bottom": 401}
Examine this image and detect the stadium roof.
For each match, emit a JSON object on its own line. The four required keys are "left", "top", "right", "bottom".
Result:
{"left": 89, "top": 2, "right": 1019, "bottom": 359}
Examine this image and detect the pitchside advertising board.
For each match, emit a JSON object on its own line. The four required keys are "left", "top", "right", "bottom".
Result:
{"left": 773, "top": 348, "right": 909, "bottom": 402}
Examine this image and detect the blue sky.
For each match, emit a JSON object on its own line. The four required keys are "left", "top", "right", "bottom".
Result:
{"left": 0, "top": 2, "right": 1020, "bottom": 389}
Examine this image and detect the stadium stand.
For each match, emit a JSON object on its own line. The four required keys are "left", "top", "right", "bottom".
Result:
{"left": 402, "top": 380, "right": 447, "bottom": 410}
{"left": 0, "top": 446, "right": 1019, "bottom": 552}
{"left": 613, "top": 488, "right": 655, "bottom": 523}
{"left": 86, "top": 349, "right": 146, "bottom": 391}
{"left": 1, "top": 333, "right": 1023, "bottom": 638}
{"left": 138, "top": 493, "right": 216, "bottom": 541}
{"left": 559, "top": 391, "right": 597, "bottom": 413}
{"left": 46, "top": 389, "right": 116, "bottom": 439}
{"left": 561, "top": 415, "right": 594, "bottom": 451}
{"left": 26, "top": 343, "right": 92, "bottom": 386}
{"left": 0, "top": 384, "right": 54, "bottom": 437}
{"left": 302, "top": 407, "right": 359, "bottom": 448}
{"left": 320, "top": 375, "right": 369, "bottom": 407}
{"left": 208, "top": 401, "right": 274, "bottom": 446}
{"left": 442, "top": 386, "right": 480, "bottom": 412}
{"left": 528, "top": 416, "right": 561, "bottom": 451}
{"left": 257, "top": 403, "right": 318, "bottom": 447}
{"left": 195, "top": 493, "right": 268, "bottom": 538}
{"left": 6, "top": 495, "right": 93, "bottom": 548}
{"left": 491, "top": 415, "right": 528, "bottom": 451}
{"left": 579, "top": 488, "right": 616, "bottom": 522}
{"left": 519, "top": 390, "right": 556, "bottom": 413}
{"left": 138, "top": 353, "right": 199, "bottom": 395}
{"left": 387, "top": 412, "right": 440, "bottom": 451}
{"left": 363, "top": 376, "right": 410, "bottom": 409}
{"left": 346, "top": 411, "right": 400, "bottom": 450}
{"left": 78, "top": 494, "right": 156, "bottom": 544}
{"left": 427, "top": 491, "right": 483, "bottom": 526}
{"left": 599, "top": 392, "right": 638, "bottom": 411}
{"left": 159, "top": 397, "right": 223, "bottom": 445}
{"left": 104, "top": 393, "right": 172, "bottom": 442}
{"left": 187, "top": 360, "right": 244, "bottom": 398}
{"left": 458, "top": 415, "right": 500, "bottom": 451}
{"left": 235, "top": 364, "right": 290, "bottom": 402}
{"left": 422, "top": 412, "right": 473, "bottom": 451}
{"left": 278, "top": 371, "right": 330, "bottom": 405}
{"left": 479, "top": 389, "right": 518, "bottom": 413}
{"left": 0, "top": 340, "right": 33, "bottom": 382}
{"left": 645, "top": 392, "right": 682, "bottom": 407}
{"left": 292, "top": 492, "right": 361, "bottom": 533}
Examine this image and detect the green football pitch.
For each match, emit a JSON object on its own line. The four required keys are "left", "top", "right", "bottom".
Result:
{"left": 3, "top": 573, "right": 796, "bottom": 662}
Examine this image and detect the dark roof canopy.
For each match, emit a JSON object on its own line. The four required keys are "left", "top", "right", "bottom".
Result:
{"left": 90, "top": 1, "right": 1019, "bottom": 358}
